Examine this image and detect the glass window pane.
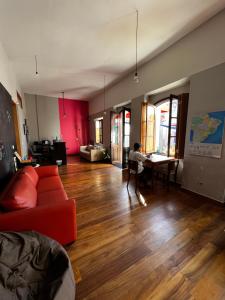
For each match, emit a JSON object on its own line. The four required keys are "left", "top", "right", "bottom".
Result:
{"left": 125, "top": 110, "right": 131, "bottom": 123}
{"left": 158, "top": 126, "right": 168, "bottom": 154}
{"left": 172, "top": 99, "right": 178, "bottom": 118}
{"left": 147, "top": 105, "right": 155, "bottom": 120}
{"left": 146, "top": 136, "right": 154, "bottom": 153}
{"left": 146, "top": 105, "right": 155, "bottom": 141}
{"left": 170, "top": 121, "right": 177, "bottom": 136}
{"left": 124, "top": 136, "right": 130, "bottom": 147}
{"left": 170, "top": 137, "right": 176, "bottom": 157}
{"left": 155, "top": 100, "right": 170, "bottom": 155}
{"left": 124, "top": 123, "right": 130, "bottom": 135}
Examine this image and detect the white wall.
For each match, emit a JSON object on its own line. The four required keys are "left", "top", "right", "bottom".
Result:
{"left": 25, "top": 94, "right": 60, "bottom": 143}
{"left": 90, "top": 9, "right": 225, "bottom": 115}
{"left": 182, "top": 63, "right": 225, "bottom": 203}
{"left": 0, "top": 42, "right": 27, "bottom": 157}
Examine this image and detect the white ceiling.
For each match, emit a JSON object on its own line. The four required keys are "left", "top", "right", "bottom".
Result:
{"left": 0, "top": 0, "right": 225, "bottom": 100}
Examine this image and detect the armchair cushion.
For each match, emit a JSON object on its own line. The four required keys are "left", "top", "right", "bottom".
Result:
{"left": 0, "top": 174, "right": 37, "bottom": 211}
{"left": 22, "top": 166, "right": 39, "bottom": 186}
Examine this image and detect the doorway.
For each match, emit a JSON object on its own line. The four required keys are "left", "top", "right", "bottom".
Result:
{"left": 111, "top": 107, "right": 131, "bottom": 168}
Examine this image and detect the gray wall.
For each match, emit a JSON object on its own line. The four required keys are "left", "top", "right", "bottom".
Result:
{"left": 25, "top": 93, "right": 60, "bottom": 143}
{"left": 182, "top": 63, "right": 225, "bottom": 202}
{"left": 90, "top": 9, "right": 225, "bottom": 115}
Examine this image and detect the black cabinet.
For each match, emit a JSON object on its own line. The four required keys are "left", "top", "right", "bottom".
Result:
{"left": 51, "top": 142, "right": 67, "bottom": 165}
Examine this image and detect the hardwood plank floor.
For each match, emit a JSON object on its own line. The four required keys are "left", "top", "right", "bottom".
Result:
{"left": 60, "top": 157, "right": 225, "bottom": 300}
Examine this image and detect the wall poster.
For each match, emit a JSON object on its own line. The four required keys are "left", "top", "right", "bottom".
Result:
{"left": 189, "top": 111, "right": 225, "bottom": 158}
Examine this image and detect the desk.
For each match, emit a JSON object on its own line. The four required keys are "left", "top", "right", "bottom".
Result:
{"left": 148, "top": 154, "right": 175, "bottom": 165}
{"left": 144, "top": 154, "right": 175, "bottom": 187}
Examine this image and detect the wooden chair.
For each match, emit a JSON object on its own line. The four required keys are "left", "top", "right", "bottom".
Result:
{"left": 14, "top": 151, "right": 37, "bottom": 169}
{"left": 156, "top": 159, "right": 179, "bottom": 187}
{"left": 127, "top": 160, "right": 139, "bottom": 193}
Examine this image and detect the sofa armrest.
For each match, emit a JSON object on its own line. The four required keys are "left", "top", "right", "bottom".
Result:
{"left": 80, "top": 145, "right": 87, "bottom": 152}
{"left": 90, "top": 149, "right": 104, "bottom": 161}
{"left": 0, "top": 199, "right": 77, "bottom": 245}
{"left": 35, "top": 165, "right": 59, "bottom": 178}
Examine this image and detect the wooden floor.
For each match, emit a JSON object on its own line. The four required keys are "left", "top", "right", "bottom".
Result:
{"left": 60, "top": 157, "right": 225, "bottom": 300}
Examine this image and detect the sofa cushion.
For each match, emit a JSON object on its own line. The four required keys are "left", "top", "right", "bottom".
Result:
{"left": 82, "top": 150, "right": 90, "bottom": 155}
{"left": 86, "top": 145, "right": 94, "bottom": 151}
{"left": 0, "top": 171, "right": 22, "bottom": 202}
{"left": 22, "top": 166, "right": 39, "bottom": 186}
{"left": 37, "top": 189, "right": 68, "bottom": 206}
{"left": 35, "top": 166, "right": 59, "bottom": 178}
{"left": 37, "top": 176, "right": 63, "bottom": 194}
{"left": 0, "top": 174, "right": 37, "bottom": 211}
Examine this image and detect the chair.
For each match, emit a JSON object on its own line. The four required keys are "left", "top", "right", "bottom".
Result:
{"left": 14, "top": 151, "right": 37, "bottom": 169}
{"left": 156, "top": 159, "right": 179, "bottom": 187}
{"left": 29, "top": 146, "right": 45, "bottom": 164}
{"left": 127, "top": 160, "right": 139, "bottom": 193}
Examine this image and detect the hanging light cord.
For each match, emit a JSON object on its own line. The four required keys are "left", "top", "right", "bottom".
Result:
{"left": 104, "top": 75, "right": 106, "bottom": 111}
{"left": 35, "top": 94, "right": 40, "bottom": 141}
{"left": 35, "top": 55, "right": 38, "bottom": 75}
{"left": 135, "top": 9, "right": 139, "bottom": 75}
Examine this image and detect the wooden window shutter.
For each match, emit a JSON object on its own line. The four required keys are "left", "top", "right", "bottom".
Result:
{"left": 175, "top": 93, "right": 189, "bottom": 159}
{"left": 141, "top": 102, "right": 147, "bottom": 153}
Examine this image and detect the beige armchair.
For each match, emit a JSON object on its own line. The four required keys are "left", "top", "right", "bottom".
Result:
{"left": 80, "top": 146, "right": 105, "bottom": 162}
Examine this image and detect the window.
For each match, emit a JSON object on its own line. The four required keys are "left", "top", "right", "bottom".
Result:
{"left": 141, "top": 94, "right": 188, "bottom": 158}
{"left": 95, "top": 118, "right": 103, "bottom": 144}
{"left": 124, "top": 110, "right": 131, "bottom": 148}
{"left": 141, "top": 104, "right": 155, "bottom": 153}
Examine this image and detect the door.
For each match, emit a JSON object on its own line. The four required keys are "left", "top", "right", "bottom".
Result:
{"left": 122, "top": 108, "right": 131, "bottom": 168}
{"left": 111, "top": 108, "right": 131, "bottom": 168}
{"left": 111, "top": 111, "right": 123, "bottom": 167}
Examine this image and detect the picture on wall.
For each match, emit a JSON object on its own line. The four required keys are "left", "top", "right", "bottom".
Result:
{"left": 189, "top": 110, "right": 225, "bottom": 158}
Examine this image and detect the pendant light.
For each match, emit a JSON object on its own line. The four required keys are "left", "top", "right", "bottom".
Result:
{"left": 35, "top": 94, "right": 40, "bottom": 140}
{"left": 62, "top": 91, "right": 66, "bottom": 118}
{"left": 35, "top": 55, "right": 39, "bottom": 77}
{"left": 133, "top": 10, "right": 140, "bottom": 83}
{"left": 103, "top": 75, "right": 106, "bottom": 115}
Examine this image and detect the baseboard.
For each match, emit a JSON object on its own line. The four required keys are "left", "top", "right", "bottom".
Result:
{"left": 181, "top": 186, "right": 225, "bottom": 206}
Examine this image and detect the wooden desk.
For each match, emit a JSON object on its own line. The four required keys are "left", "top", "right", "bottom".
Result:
{"left": 148, "top": 154, "right": 175, "bottom": 165}
{"left": 144, "top": 154, "right": 175, "bottom": 187}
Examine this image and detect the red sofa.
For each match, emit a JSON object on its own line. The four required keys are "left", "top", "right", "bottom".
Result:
{"left": 0, "top": 165, "right": 77, "bottom": 245}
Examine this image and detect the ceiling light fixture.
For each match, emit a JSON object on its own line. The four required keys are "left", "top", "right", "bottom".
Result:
{"left": 134, "top": 9, "right": 140, "bottom": 84}
{"left": 35, "top": 55, "right": 39, "bottom": 77}
{"left": 62, "top": 91, "right": 67, "bottom": 118}
{"left": 103, "top": 75, "right": 107, "bottom": 115}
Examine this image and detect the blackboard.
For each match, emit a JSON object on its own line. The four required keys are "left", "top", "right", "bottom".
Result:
{"left": 0, "top": 82, "right": 16, "bottom": 191}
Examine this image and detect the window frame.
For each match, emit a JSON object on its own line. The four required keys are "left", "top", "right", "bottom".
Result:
{"left": 141, "top": 93, "right": 188, "bottom": 158}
